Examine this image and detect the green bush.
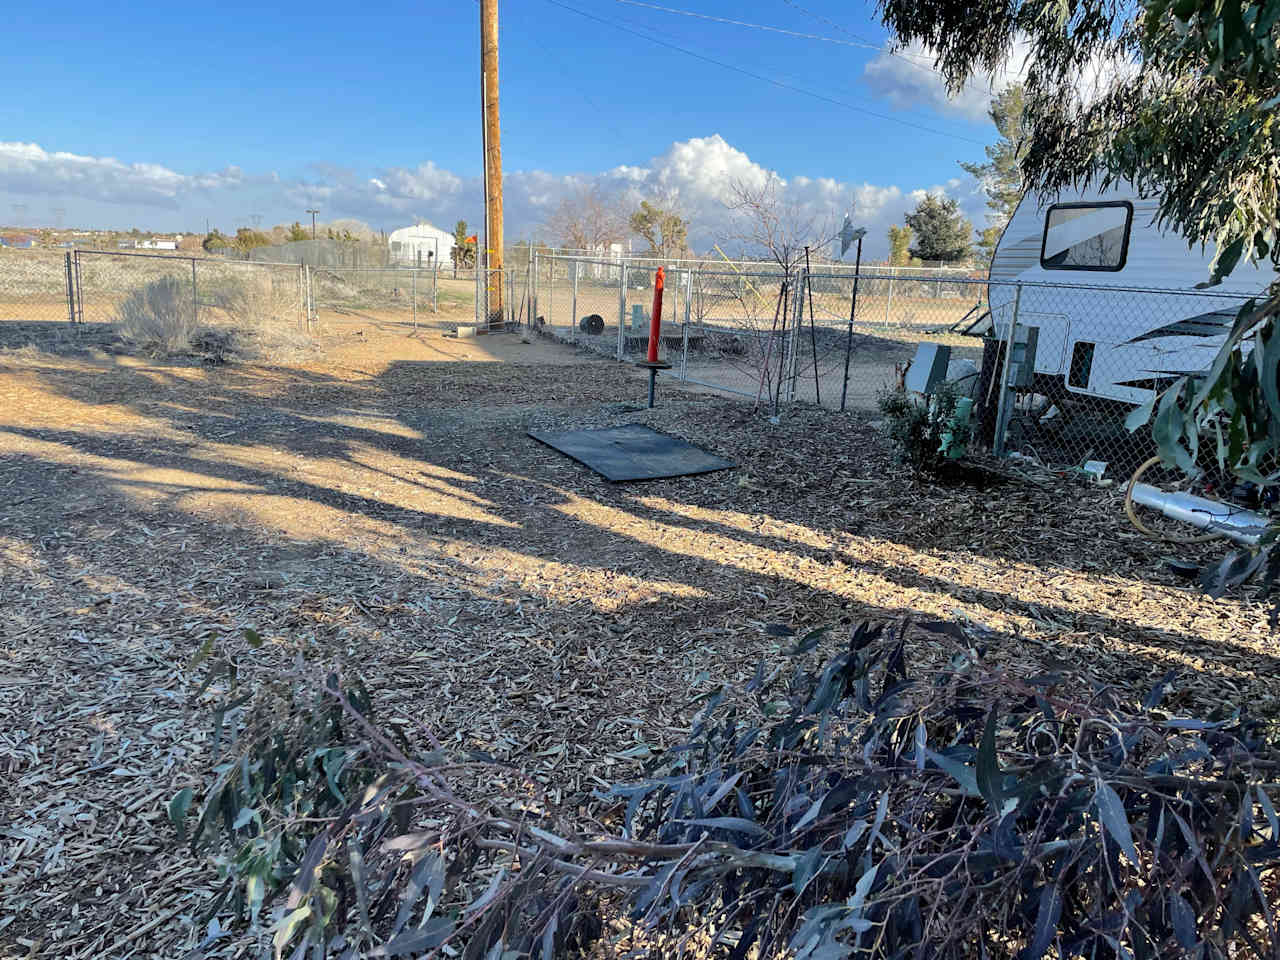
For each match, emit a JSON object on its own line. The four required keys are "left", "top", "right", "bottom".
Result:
{"left": 878, "top": 384, "right": 972, "bottom": 472}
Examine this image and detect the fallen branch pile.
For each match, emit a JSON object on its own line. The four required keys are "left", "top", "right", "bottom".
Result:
{"left": 176, "top": 620, "right": 1280, "bottom": 959}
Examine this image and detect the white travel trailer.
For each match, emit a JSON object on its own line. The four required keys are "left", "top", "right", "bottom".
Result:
{"left": 984, "top": 183, "right": 1275, "bottom": 406}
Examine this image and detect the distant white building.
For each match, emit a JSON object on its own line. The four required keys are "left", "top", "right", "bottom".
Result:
{"left": 586, "top": 241, "right": 626, "bottom": 279}
{"left": 389, "top": 223, "right": 454, "bottom": 267}
{"left": 138, "top": 236, "right": 180, "bottom": 250}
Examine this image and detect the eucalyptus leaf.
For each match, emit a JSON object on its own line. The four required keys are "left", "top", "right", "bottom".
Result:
{"left": 273, "top": 906, "right": 311, "bottom": 960}
{"left": 1095, "top": 780, "right": 1141, "bottom": 868}
{"left": 168, "top": 787, "right": 193, "bottom": 840}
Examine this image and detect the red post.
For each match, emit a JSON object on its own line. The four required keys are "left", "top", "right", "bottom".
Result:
{"left": 647, "top": 267, "right": 664, "bottom": 363}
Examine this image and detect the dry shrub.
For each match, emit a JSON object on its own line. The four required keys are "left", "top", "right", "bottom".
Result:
{"left": 175, "top": 621, "right": 1280, "bottom": 959}
{"left": 114, "top": 272, "right": 312, "bottom": 363}
{"left": 211, "top": 271, "right": 313, "bottom": 363}
{"left": 114, "top": 276, "right": 197, "bottom": 355}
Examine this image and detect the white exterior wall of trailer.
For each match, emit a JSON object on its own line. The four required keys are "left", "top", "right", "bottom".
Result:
{"left": 988, "top": 183, "right": 1275, "bottom": 405}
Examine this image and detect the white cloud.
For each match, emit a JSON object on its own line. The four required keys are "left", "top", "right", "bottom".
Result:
{"left": 0, "top": 135, "right": 988, "bottom": 260}
{"left": 0, "top": 141, "right": 247, "bottom": 207}
{"left": 862, "top": 38, "right": 1134, "bottom": 123}
{"left": 862, "top": 40, "right": 1030, "bottom": 123}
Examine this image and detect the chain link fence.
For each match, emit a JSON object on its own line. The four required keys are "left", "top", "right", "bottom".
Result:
{"left": 0, "top": 249, "right": 78, "bottom": 346}
{"left": 307, "top": 265, "right": 442, "bottom": 329}
{"left": 979, "top": 279, "right": 1257, "bottom": 474}
{"left": 0, "top": 248, "right": 458, "bottom": 361}
{"left": 526, "top": 251, "right": 1263, "bottom": 472}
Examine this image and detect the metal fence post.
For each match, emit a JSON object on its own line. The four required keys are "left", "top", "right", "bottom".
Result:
{"left": 992, "top": 282, "right": 1023, "bottom": 458}
{"left": 475, "top": 246, "right": 483, "bottom": 330}
{"left": 787, "top": 268, "right": 804, "bottom": 403}
{"left": 617, "top": 263, "right": 627, "bottom": 361}
{"left": 73, "top": 249, "right": 83, "bottom": 324}
{"left": 884, "top": 273, "right": 895, "bottom": 327}
{"left": 412, "top": 269, "right": 418, "bottom": 330}
{"left": 570, "top": 258, "right": 579, "bottom": 344}
{"left": 64, "top": 252, "right": 76, "bottom": 324}
{"left": 682, "top": 268, "right": 693, "bottom": 381}
{"left": 191, "top": 258, "right": 199, "bottom": 325}
{"left": 681, "top": 321, "right": 689, "bottom": 382}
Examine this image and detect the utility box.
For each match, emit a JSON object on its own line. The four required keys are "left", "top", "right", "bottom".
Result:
{"left": 904, "top": 342, "right": 951, "bottom": 394}
{"left": 1007, "top": 325, "right": 1039, "bottom": 389}
{"left": 631, "top": 304, "right": 647, "bottom": 333}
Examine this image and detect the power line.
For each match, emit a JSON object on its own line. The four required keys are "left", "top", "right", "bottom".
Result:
{"left": 608, "top": 0, "right": 998, "bottom": 127}
{"left": 613, "top": 0, "right": 884, "bottom": 52}
{"left": 777, "top": 0, "right": 885, "bottom": 51}
{"left": 543, "top": 0, "right": 985, "bottom": 145}
{"left": 778, "top": 0, "right": 1017, "bottom": 91}
{"left": 614, "top": 0, "right": 961, "bottom": 80}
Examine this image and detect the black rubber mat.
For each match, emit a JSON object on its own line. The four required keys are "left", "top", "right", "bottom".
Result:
{"left": 528, "top": 424, "right": 735, "bottom": 482}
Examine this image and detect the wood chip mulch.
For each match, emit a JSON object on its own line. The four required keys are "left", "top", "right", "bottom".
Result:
{"left": 0, "top": 328, "right": 1272, "bottom": 957}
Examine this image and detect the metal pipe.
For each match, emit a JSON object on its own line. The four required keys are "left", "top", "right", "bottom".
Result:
{"left": 786, "top": 268, "right": 804, "bottom": 404}
{"left": 774, "top": 279, "right": 791, "bottom": 419}
{"left": 839, "top": 235, "right": 863, "bottom": 412}
{"left": 1130, "top": 484, "right": 1266, "bottom": 545}
{"left": 992, "top": 283, "right": 1022, "bottom": 458}
{"left": 681, "top": 321, "right": 689, "bottom": 382}
{"left": 617, "top": 263, "right": 627, "bottom": 360}
{"left": 570, "top": 259, "right": 578, "bottom": 343}
{"left": 64, "top": 252, "right": 75, "bottom": 324}
{"left": 803, "top": 249, "right": 821, "bottom": 405}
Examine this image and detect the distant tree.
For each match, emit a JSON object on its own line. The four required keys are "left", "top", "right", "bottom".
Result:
{"left": 887, "top": 225, "right": 913, "bottom": 266}
{"left": 233, "top": 228, "right": 272, "bottom": 253}
{"left": 722, "top": 175, "right": 820, "bottom": 271}
{"left": 451, "top": 220, "right": 476, "bottom": 275}
{"left": 546, "top": 185, "right": 627, "bottom": 254}
{"left": 630, "top": 200, "right": 689, "bottom": 259}
{"left": 959, "top": 84, "right": 1027, "bottom": 232}
{"left": 904, "top": 195, "right": 972, "bottom": 263}
{"left": 202, "top": 229, "right": 233, "bottom": 252}
{"left": 327, "top": 219, "right": 377, "bottom": 242}
{"left": 975, "top": 224, "right": 1003, "bottom": 267}
{"left": 287, "top": 222, "right": 308, "bottom": 242}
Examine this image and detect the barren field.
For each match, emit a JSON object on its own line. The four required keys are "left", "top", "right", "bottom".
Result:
{"left": 1, "top": 315, "right": 1274, "bottom": 957}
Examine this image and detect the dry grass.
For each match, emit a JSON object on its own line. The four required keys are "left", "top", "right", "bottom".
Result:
{"left": 0, "top": 317, "right": 1273, "bottom": 957}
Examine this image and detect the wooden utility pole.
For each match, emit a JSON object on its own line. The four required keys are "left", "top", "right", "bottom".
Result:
{"left": 481, "top": 0, "right": 504, "bottom": 328}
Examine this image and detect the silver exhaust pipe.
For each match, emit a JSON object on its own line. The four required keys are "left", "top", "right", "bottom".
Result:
{"left": 1129, "top": 483, "right": 1267, "bottom": 546}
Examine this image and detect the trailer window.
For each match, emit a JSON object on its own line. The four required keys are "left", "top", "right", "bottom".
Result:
{"left": 1040, "top": 202, "right": 1132, "bottom": 271}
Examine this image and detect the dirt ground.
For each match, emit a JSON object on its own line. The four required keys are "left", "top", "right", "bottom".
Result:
{"left": 538, "top": 289, "right": 984, "bottom": 413}
{"left": 0, "top": 312, "right": 1274, "bottom": 957}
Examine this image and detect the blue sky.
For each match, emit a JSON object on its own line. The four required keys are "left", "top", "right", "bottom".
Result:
{"left": 1, "top": 0, "right": 1015, "bottom": 257}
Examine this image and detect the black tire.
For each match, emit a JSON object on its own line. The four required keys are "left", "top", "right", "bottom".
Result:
{"left": 580, "top": 314, "right": 605, "bottom": 335}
